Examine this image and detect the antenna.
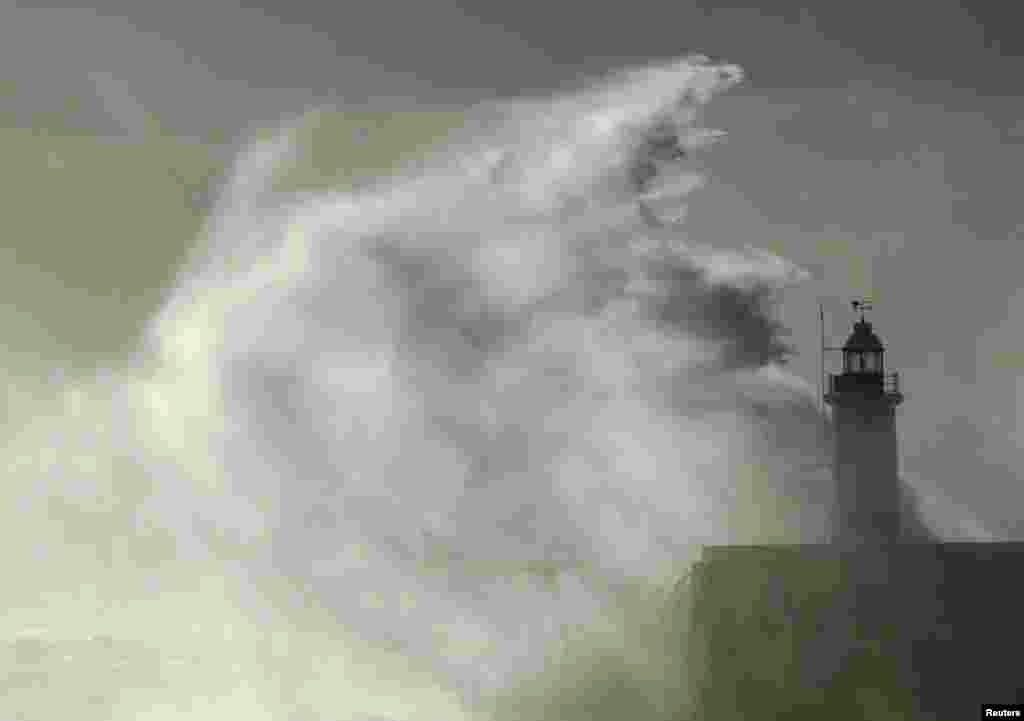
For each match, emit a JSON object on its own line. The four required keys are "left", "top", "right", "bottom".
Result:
{"left": 819, "top": 301, "right": 847, "bottom": 423}
{"left": 819, "top": 302, "right": 825, "bottom": 415}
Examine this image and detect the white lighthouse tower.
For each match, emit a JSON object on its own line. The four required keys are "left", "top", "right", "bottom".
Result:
{"left": 823, "top": 301, "right": 905, "bottom": 544}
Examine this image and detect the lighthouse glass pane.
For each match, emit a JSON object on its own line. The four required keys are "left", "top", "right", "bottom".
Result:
{"left": 864, "top": 351, "right": 882, "bottom": 372}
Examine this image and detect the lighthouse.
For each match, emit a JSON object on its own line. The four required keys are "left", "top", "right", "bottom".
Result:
{"left": 684, "top": 299, "right": 1024, "bottom": 720}
{"left": 823, "top": 301, "right": 905, "bottom": 544}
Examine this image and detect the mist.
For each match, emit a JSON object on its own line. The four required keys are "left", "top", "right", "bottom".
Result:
{"left": 0, "top": 55, "right": 944, "bottom": 720}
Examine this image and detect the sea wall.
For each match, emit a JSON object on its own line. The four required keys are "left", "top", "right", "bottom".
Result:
{"left": 685, "top": 543, "right": 1024, "bottom": 720}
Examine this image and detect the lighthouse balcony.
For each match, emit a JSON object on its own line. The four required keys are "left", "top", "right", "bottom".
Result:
{"left": 824, "top": 372, "right": 902, "bottom": 403}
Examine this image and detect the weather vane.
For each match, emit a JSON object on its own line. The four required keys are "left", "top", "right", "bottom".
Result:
{"left": 851, "top": 299, "right": 873, "bottom": 320}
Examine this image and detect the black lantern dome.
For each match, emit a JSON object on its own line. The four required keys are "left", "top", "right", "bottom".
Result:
{"left": 842, "top": 318, "right": 885, "bottom": 374}
{"left": 824, "top": 300, "right": 902, "bottom": 404}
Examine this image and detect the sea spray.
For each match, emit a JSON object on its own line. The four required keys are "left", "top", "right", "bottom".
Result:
{"left": 2, "top": 56, "right": 840, "bottom": 720}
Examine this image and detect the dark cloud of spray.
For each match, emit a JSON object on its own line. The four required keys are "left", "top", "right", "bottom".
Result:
{"left": 136, "top": 55, "right": 852, "bottom": 713}
{"left": 2, "top": 54, "right": 953, "bottom": 720}
{"left": 151, "top": 56, "right": 841, "bottom": 709}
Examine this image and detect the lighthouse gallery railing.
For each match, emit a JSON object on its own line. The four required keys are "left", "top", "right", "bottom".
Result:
{"left": 826, "top": 372, "right": 900, "bottom": 396}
